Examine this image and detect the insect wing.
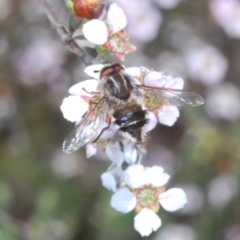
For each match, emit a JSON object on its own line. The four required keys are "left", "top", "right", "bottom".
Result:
{"left": 63, "top": 98, "right": 108, "bottom": 154}
{"left": 139, "top": 85, "right": 204, "bottom": 107}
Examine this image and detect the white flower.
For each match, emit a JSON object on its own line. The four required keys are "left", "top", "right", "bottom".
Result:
{"left": 82, "top": 3, "right": 127, "bottom": 45}
{"left": 143, "top": 71, "right": 184, "bottom": 127}
{"left": 110, "top": 165, "right": 187, "bottom": 236}
{"left": 113, "top": 0, "right": 162, "bottom": 43}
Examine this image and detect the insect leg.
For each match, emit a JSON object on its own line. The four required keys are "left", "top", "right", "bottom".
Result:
{"left": 82, "top": 87, "right": 100, "bottom": 95}
{"left": 92, "top": 118, "right": 111, "bottom": 143}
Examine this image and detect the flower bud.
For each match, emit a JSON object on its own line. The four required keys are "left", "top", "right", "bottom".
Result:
{"left": 73, "top": 0, "right": 105, "bottom": 19}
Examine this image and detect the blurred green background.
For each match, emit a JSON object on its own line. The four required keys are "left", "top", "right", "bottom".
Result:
{"left": 1, "top": 0, "right": 240, "bottom": 239}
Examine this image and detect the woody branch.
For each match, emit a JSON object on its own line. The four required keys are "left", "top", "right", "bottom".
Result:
{"left": 37, "top": 0, "right": 93, "bottom": 66}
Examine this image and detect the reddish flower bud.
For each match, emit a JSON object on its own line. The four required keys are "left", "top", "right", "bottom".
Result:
{"left": 73, "top": 0, "right": 105, "bottom": 19}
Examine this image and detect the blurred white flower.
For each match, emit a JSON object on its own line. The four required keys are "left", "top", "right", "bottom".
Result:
{"left": 127, "top": 2, "right": 162, "bottom": 43}
{"left": 13, "top": 38, "right": 65, "bottom": 85}
{"left": 153, "top": 224, "right": 196, "bottom": 240}
{"left": 185, "top": 46, "right": 228, "bottom": 85}
{"left": 205, "top": 83, "right": 240, "bottom": 121}
{"left": 207, "top": 174, "right": 239, "bottom": 208}
{"left": 177, "top": 183, "right": 204, "bottom": 215}
{"left": 210, "top": 0, "right": 240, "bottom": 38}
{"left": 110, "top": 165, "right": 187, "bottom": 236}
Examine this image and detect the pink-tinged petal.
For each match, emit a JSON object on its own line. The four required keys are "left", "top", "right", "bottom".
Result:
{"left": 106, "top": 143, "right": 124, "bottom": 167}
{"left": 84, "top": 64, "right": 104, "bottom": 79}
{"left": 101, "top": 172, "right": 117, "bottom": 192}
{"left": 158, "top": 106, "right": 180, "bottom": 126}
{"left": 159, "top": 188, "right": 187, "bottom": 212}
{"left": 144, "top": 166, "right": 170, "bottom": 187}
{"left": 134, "top": 208, "right": 161, "bottom": 237}
{"left": 124, "top": 164, "right": 145, "bottom": 188}
{"left": 86, "top": 143, "right": 97, "bottom": 158}
{"left": 107, "top": 3, "right": 127, "bottom": 32}
{"left": 143, "top": 111, "right": 157, "bottom": 132}
{"left": 111, "top": 188, "right": 136, "bottom": 213}
{"left": 60, "top": 96, "right": 88, "bottom": 122}
{"left": 82, "top": 20, "right": 108, "bottom": 45}
{"left": 144, "top": 71, "right": 164, "bottom": 87}
{"left": 69, "top": 80, "right": 99, "bottom": 96}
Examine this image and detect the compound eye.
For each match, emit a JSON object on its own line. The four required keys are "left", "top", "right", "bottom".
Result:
{"left": 100, "top": 66, "right": 115, "bottom": 78}
{"left": 100, "top": 63, "right": 125, "bottom": 79}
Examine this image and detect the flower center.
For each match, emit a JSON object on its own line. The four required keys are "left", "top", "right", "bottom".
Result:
{"left": 133, "top": 185, "right": 165, "bottom": 213}
{"left": 144, "top": 95, "right": 163, "bottom": 111}
{"left": 137, "top": 186, "right": 158, "bottom": 207}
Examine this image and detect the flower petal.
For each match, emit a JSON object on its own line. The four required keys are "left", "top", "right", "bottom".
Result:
{"left": 69, "top": 80, "right": 99, "bottom": 96}
{"left": 106, "top": 143, "right": 124, "bottom": 167}
{"left": 60, "top": 96, "right": 88, "bottom": 122}
{"left": 134, "top": 208, "right": 162, "bottom": 237}
{"left": 144, "top": 166, "right": 170, "bottom": 187}
{"left": 144, "top": 111, "right": 158, "bottom": 132}
{"left": 82, "top": 20, "right": 108, "bottom": 45}
{"left": 84, "top": 64, "right": 104, "bottom": 79}
{"left": 107, "top": 3, "right": 127, "bottom": 32}
{"left": 125, "top": 67, "right": 142, "bottom": 79}
{"left": 101, "top": 172, "right": 117, "bottom": 192}
{"left": 123, "top": 142, "right": 139, "bottom": 164}
{"left": 144, "top": 73, "right": 184, "bottom": 89}
{"left": 158, "top": 106, "right": 180, "bottom": 126}
{"left": 144, "top": 71, "right": 164, "bottom": 87}
{"left": 86, "top": 143, "right": 97, "bottom": 158}
{"left": 161, "top": 76, "right": 184, "bottom": 89}
{"left": 159, "top": 188, "right": 187, "bottom": 212}
{"left": 111, "top": 188, "right": 136, "bottom": 213}
{"left": 124, "top": 164, "right": 145, "bottom": 188}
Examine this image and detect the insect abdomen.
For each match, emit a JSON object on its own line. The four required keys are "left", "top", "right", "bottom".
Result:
{"left": 113, "top": 106, "right": 148, "bottom": 143}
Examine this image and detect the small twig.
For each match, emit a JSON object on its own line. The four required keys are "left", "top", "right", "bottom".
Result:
{"left": 37, "top": 0, "right": 92, "bottom": 66}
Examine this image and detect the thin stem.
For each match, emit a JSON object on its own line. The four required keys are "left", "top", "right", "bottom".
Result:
{"left": 37, "top": 0, "right": 92, "bottom": 66}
